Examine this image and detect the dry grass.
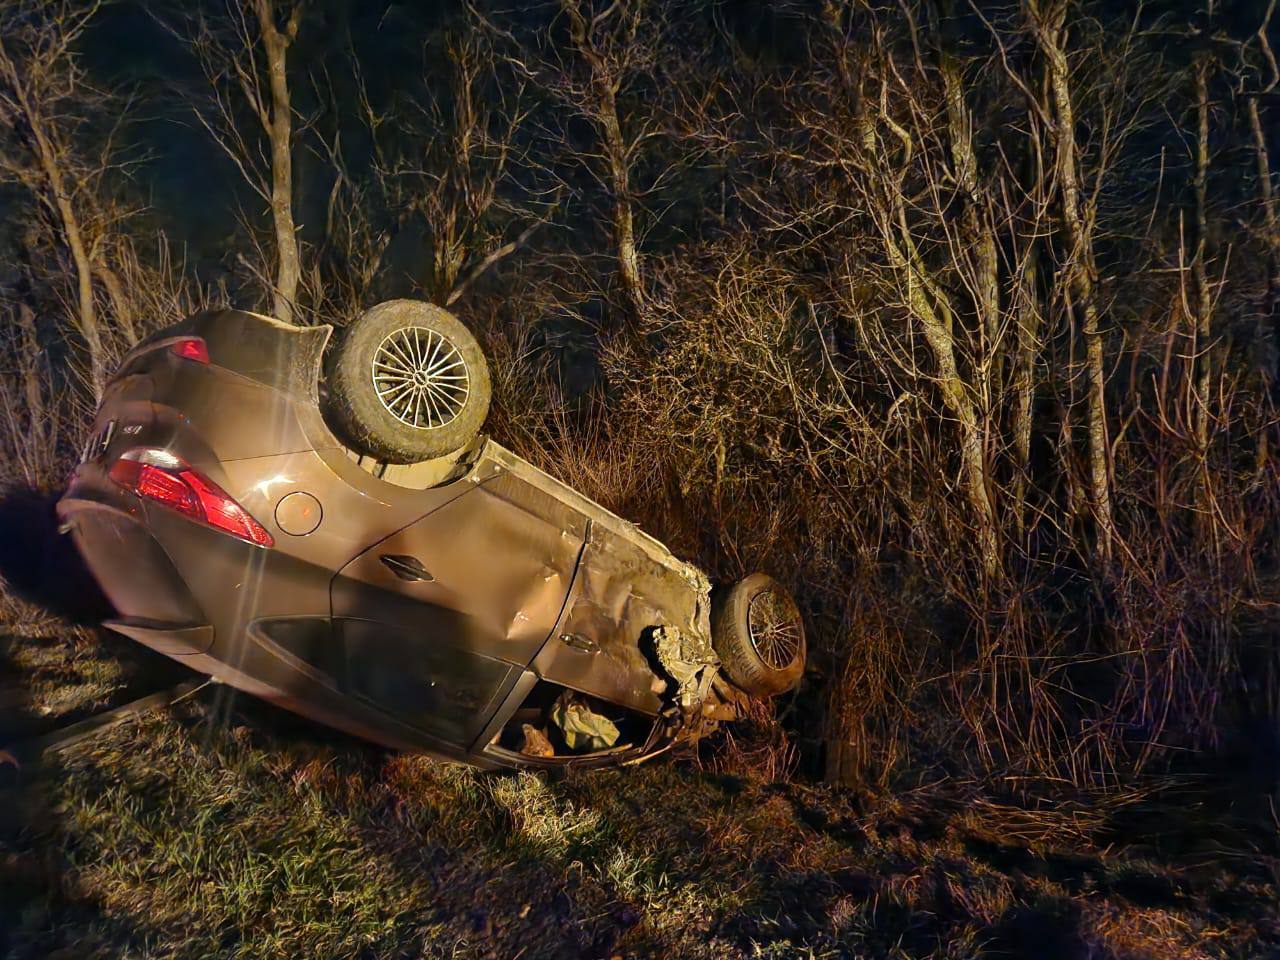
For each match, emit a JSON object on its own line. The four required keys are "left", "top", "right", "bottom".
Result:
{"left": 0, "top": 650, "right": 1269, "bottom": 957}
{"left": 0, "top": 627, "right": 1277, "bottom": 960}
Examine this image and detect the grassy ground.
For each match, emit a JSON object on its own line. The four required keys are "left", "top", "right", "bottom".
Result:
{"left": 1, "top": 621, "right": 1278, "bottom": 959}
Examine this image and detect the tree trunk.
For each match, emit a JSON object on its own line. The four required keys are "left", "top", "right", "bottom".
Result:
{"left": 933, "top": 0, "right": 1001, "bottom": 389}
{"left": 432, "top": 38, "right": 474, "bottom": 305}
{"left": 38, "top": 130, "right": 105, "bottom": 396}
{"left": 17, "top": 98, "right": 103, "bottom": 394}
{"left": 0, "top": 26, "right": 107, "bottom": 396}
{"left": 93, "top": 261, "right": 138, "bottom": 346}
{"left": 561, "top": 0, "right": 645, "bottom": 322}
{"left": 882, "top": 200, "right": 1000, "bottom": 577}
{"left": 932, "top": 5, "right": 1003, "bottom": 559}
{"left": 1012, "top": 248, "right": 1042, "bottom": 538}
{"left": 255, "top": 0, "right": 301, "bottom": 324}
{"left": 1246, "top": 95, "right": 1279, "bottom": 473}
{"left": 600, "top": 83, "right": 645, "bottom": 321}
{"left": 1035, "top": 1, "right": 1114, "bottom": 562}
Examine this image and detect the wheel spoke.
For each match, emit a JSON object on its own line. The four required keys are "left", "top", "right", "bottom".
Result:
{"left": 747, "top": 589, "right": 802, "bottom": 670}
{"left": 422, "top": 381, "right": 452, "bottom": 407}
{"left": 373, "top": 356, "right": 412, "bottom": 376}
{"left": 377, "top": 380, "right": 415, "bottom": 407}
{"left": 384, "top": 333, "right": 417, "bottom": 372}
{"left": 413, "top": 387, "right": 427, "bottom": 428}
{"left": 422, "top": 352, "right": 464, "bottom": 377}
{"left": 424, "top": 330, "right": 444, "bottom": 372}
{"left": 429, "top": 379, "right": 469, "bottom": 396}
{"left": 389, "top": 383, "right": 415, "bottom": 418}
{"left": 374, "top": 368, "right": 412, "bottom": 387}
{"left": 422, "top": 383, "right": 442, "bottom": 426}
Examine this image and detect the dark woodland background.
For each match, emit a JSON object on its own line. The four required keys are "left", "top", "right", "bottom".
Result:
{"left": 1, "top": 0, "right": 1279, "bottom": 796}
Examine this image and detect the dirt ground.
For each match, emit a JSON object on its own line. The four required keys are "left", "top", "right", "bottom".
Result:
{"left": 1, "top": 618, "right": 1277, "bottom": 960}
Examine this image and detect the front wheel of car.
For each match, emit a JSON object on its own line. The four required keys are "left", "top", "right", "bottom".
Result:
{"left": 326, "top": 299, "right": 492, "bottom": 464}
{"left": 711, "top": 573, "right": 806, "bottom": 698}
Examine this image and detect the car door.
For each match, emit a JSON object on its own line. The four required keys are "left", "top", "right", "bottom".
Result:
{"left": 329, "top": 464, "right": 588, "bottom": 745}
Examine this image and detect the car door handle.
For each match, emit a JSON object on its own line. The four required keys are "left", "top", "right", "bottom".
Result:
{"left": 559, "top": 633, "right": 599, "bottom": 654}
{"left": 380, "top": 554, "right": 435, "bottom": 582}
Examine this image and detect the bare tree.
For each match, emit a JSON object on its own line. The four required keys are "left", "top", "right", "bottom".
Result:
{"left": 0, "top": 0, "right": 108, "bottom": 394}
{"left": 1189, "top": 2, "right": 1218, "bottom": 472}
{"left": 556, "top": 0, "right": 651, "bottom": 321}
{"left": 256, "top": 0, "right": 302, "bottom": 321}
{"left": 1239, "top": 0, "right": 1279, "bottom": 470}
{"left": 347, "top": 19, "right": 551, "bottom": 311}
{"left": 1010, "top": 99, "right": 1049, "bottom": 540}
{"left": 824, "top": 5, "right": 1002, "bottom": 575}
{"left": 187, "top": 0, "right": 303, "bottom": 322}
{"left": 930, "top": 0, "right": 1002, "bottom": 390}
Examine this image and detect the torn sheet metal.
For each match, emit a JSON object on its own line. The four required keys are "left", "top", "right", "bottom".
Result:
{"left": 653, "top": 624, "right": 718, "bottom": 712}
{"left": 532, "top": 517, "right": 714, "bottom": 715}
{"left": 487, "top": 442, "right": 716, "bottom": 716}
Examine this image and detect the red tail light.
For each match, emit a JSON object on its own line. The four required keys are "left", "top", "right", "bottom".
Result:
{"left": 109, "top": 448, "right": 273, "bottom": 547}
{"left": 169, "top": 337, "right": 209, "bottom": 364}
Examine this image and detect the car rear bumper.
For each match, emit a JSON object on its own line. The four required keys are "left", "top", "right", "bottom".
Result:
{"left": 57, "top": 488, "right": 212, "bottom": 650}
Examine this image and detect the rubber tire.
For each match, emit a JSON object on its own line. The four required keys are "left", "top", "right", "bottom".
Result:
{"left": 711, "top": 573, "right": 806, "bottom": 698}
{"left": 325, "top": 300, "right": 491, "bottom": 464}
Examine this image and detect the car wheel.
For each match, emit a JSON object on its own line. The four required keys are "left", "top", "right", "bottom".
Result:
{"left": 326, "top": 299, "right": 492, "bottom": 464}
{"left": 711, "top": 573, "right": 806, "bottom": 697}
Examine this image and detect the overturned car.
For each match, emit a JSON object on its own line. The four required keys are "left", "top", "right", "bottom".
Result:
{"left": 57, "top": 301, "right": 805, "bottom": 770}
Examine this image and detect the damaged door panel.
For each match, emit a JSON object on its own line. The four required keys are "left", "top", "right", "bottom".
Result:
{"left": 332, "top": 464, "right": 587, "bottom": 668}
{"left": 532, "top": 517, "right": 713, "bottom": 715}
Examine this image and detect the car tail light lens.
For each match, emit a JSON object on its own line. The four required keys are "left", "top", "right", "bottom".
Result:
{"left": 109, "top": 448, "right": 273, "bottom": 547}
{"left": 169, "top": 337, "right": 209, "bottom": 364}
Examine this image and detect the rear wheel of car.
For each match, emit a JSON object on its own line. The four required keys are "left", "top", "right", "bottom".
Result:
{"left": 326, "top": 299, "right": 491, "bottom": 464}
{"left": 711, "top": 573, "right": 805, "bottom": 697}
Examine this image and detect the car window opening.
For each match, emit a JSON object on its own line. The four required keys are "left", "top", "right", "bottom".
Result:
{"left": 496, "top": 680, "right": 652, "bottom": 759}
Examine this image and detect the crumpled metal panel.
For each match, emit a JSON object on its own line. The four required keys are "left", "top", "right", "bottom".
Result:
{"left": 484, "top": 441, "right": 715, "bottom": 717}
{"left": 533, "top": 524, "right": 712, "bottom": 715}
{"left": 653, "top": 624, "right": 718, "bottom": 712}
